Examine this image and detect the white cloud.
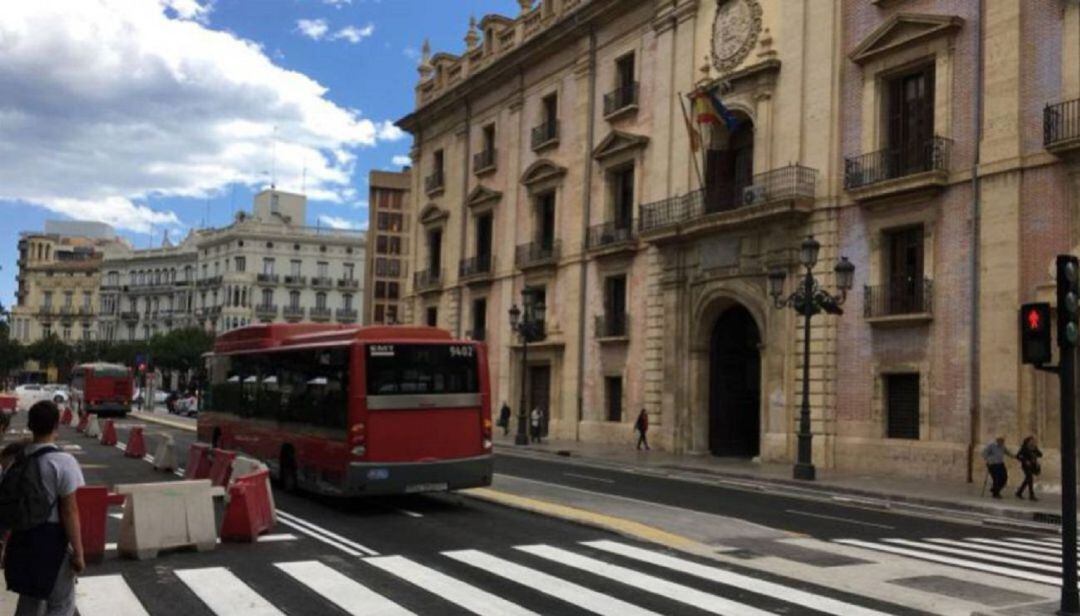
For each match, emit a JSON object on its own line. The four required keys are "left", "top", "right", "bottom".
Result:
{"left": 322, "top": 0, "right": 351, "bottom": 5}
{"left": 377, "top": 121, "right": 405, "bottom": 141}
{"left": 296, "top": 18, "right": 329, "bottom": 40}
{"left": 318, "top": 215, "right": 355, "bottom": 230}
{"left": 0, "top": 1, "right": 401, "bottom": 232}
{"left": 403, "top": 46, "right": 420, "bottom": 61}
{"left": 332, "top": 23, "right": 374, "bottom": 44}
{"left": 391, "top": 155, "right": 411, "bottom": 166}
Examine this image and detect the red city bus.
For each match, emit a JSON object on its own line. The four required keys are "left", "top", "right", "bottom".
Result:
{"left": 197, "top": 323, "right": 494, "bottom": 496}
{"left": 70, "top": 363, "right": 134, "bottom": 417}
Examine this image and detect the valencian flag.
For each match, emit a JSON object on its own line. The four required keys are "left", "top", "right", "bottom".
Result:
{"left": 691, "top": 88, "right": 740, "bottom": 132}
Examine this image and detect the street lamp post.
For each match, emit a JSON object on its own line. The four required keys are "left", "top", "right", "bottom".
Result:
{"left": 768, "top": 236, "right": 855, "bottom": 481}
{"left": 509, "top": 289, "right": 545, "bottom": 446}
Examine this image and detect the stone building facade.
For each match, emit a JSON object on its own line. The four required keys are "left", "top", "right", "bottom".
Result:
{"left": 365, "top": 170, "right": 411, "bottom": 325}
{"left": 399, "top": 0, "right": 1080, "bottom": 484}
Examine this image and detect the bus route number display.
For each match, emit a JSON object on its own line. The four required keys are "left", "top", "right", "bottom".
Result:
{"left": 369, "top": 345, "right": 395, "bottom": 357}
{"left": 449, "top": 345, "right": 474, "bottom": 358}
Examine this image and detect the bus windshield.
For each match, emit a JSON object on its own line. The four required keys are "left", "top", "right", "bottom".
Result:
{"left": 366, "top": 344, "right": 479, "bottom": 396}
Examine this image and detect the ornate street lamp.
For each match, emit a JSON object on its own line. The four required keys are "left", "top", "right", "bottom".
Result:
{"left": 769, "top": 236, "right": 855, "bottom": 480}
{"left": 509, "top": 288, "right": 545, "bottom": 445}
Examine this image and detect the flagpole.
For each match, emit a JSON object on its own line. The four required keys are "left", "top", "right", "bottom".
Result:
{"left": 678, "top": 91, "right": 706, "bottom": 193}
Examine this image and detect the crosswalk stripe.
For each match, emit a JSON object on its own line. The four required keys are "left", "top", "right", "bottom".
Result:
{"left": 175, "top": 567, "right": 285, "bottom": 616}
{"left": 582, "top": 539, "right": 895, "bottom": 616}
{"left": 835, "top": 539, "right": 1061, "bottom": 586}
{"left": 1001, "top": 537, "right": 1066, "bottom": 552}
{"left": 517, "top": 544, "right": 774, "bottom": 616}
{"left": 882, "top": 539, "right": 1060, "bottom": 573}
{"left": 445, "top": 549, "right": 661, "bottom": 616}
{"left": 1016, "top": 536, "right": 1062, "bottom": 546}
{"left": 965, "top": 537, "right": 1063, "bottom": 557}
{"left": 367, "top": 555, "right": 540, "bottom": 616}
{"left": 275, "top": 560, "right": 416, "bottom": 616}
{"left": 76, "top": 575, "right": 149, "bottom": 616}
{"left": 926, "top": 538, "right": 1060, "bottom": 563}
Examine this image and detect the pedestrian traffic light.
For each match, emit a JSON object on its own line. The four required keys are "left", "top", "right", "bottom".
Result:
{"left": 1020, "top": 302, "right": 1052, "bottom": 365}
{"left": 1058, "top": 255, "right": 1080, "bottom": 348}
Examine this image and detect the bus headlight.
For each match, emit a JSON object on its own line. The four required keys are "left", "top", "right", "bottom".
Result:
{"left": 350, "top": 445, "right": 366, "bottom": 457}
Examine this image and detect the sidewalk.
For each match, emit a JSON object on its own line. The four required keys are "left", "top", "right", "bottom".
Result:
{"left": 493, "top": 432, "right": 1064, "bottom": 528}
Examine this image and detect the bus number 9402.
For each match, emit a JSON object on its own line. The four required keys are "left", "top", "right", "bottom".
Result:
{"left": 449, "top": 345, "right": 474, "bottom": 358}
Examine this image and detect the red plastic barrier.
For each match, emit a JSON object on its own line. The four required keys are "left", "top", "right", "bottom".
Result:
{"left": 208, "top": 449, "right": 237, "bottom": 487}
{"left": 220, "top": 469, "right": 274, "bottom": 542}
{"left": 76, "top": 486, "right": 126, "bottom": 564}
{"left": 124, "top": 426, "right": 147, "bottom": 458}
{"left": 75, "top": 413, "right": 89, "bottom": 433}
{"left": 0, "top": 394, "right": 18, "bottom": 413}
{"left": 60, "top": 406, "right": 73, "bottom": 426}
{"left": 184, "top": 443, "right": 212, "bottom": 480}
{"left": 100, "top": 420, "right": 117, "bottom": 447}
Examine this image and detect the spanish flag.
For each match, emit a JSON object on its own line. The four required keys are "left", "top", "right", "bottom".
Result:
{"left": 691, "top": 88, "right": 740, "bottom": 132}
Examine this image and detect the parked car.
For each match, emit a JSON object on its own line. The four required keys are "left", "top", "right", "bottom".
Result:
{"left": 13, "top": 384, "right": 44, "bottom": 411}
{"left": 43, "top": 384, "right": 70, "bottom": 405}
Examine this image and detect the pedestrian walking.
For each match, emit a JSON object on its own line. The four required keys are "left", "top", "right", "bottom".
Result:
{"left": 1015, "top": 435, "right": 1043, "bottom": 501}
{"left": 0, "top": 400, "right": 85, "bottom": 616}
{"left": 530, "top": 406, "right": 543, "bottom": 443}
{"left": 634, "top": 409, "right": 650, "bottom": 451}
{"left": 981, "top": 436, "right": 1015, "bottom": 499}
{"left": 498, "top": 402, "right": 511, "bottom": 436}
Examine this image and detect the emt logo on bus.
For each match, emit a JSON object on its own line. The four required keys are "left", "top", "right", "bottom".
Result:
{"left": 370, "top": 345, "right": 395, "bottom": 357}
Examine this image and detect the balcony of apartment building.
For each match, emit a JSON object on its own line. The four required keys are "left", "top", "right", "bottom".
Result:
{"left": 424, "top": 169, "right": 445, "bottom": 196}
{"left": 309, "top": 306, "right": 332, "bottom": 322}
{"left": 121, "top": 310, "right": 140, "bottom": 323}
{"left": 639, "top": 165, "right": 817, "bottom": 241}
{"left": 458, "top": 254, "right": 495, "bottom": 284}
{"left": 335, "top": 308, "right": 358, "bottom": 323}
{"left": 585, "top": 220, "right": 636, "bottom": 257}
{"left": 531, "top": 120, "right": 559, "bottom": 152}
{"left": 844, "top": 137, "right": 951, "bottom": 202}
{"left": 284, "top": 275, "right": 307, "bottom": 288}
{"left": 256, "top": 273, "right": 280, "bottom": 285}
{"left": 255, "top": 303, "right": 278, "bottom": 320}
{"left": 864, "top": 278, "right": 933, "bottom": 326}
{"left": 196, "top": 275, "right": 223, "bottom": 288}
{"left": 595, "top": 311, "right": 629, "bottom": 342}
{"left": 283, "top": 305, "right": 306, "bottom": 322}
{"left": 312, "top": 276, "right": 334, "bottom": 290}
{"left": 413, "top": 269, "right": 443, "bottom": 294}
{"left": 77, "top": 306, "right": 94, "bottom": 318}
{"left": 1045, "top": 98, "right": 1080, "bottom": 157}
{"left": 515, "top": 240, "right": 560, "bottom": 271}
{"left": 473, "top": 148, "right": 497, "bottom": 176}
{"left": 337, "top": 278, "right": 360, "bottom": 291}
{"left": 603, "top": 82, "right": 638, "bottom": 121}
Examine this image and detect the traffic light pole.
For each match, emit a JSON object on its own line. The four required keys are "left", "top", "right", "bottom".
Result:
{"left": 1061, "top": 341, "right": 1078, "bottom": 614}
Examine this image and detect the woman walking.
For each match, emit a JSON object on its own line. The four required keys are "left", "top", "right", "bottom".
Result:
{"left": 1016, "top": 435, "right": 1043, "bottom": 501}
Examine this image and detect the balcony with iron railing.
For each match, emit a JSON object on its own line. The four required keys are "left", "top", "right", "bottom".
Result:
{"left": 531, "top": 120, "right": 560, "bottom": 151}
{"left": 254, "top": 304, "right": 278, "bottom": 319}
{"left": 197, "top": 275, "right": 223, "bottom": 288}
{"left": 844, "top": 137, "right": 950, "bottom": 201}
{"left": 585, "top": 220, "right": 636, "bottom": 254}
{"left": 864, "top": 278, "right": 933, "bottom": 324}
{"left": 335, "top": 308, "right": 358, "bottom": 323}
{"left": 473, "top": 149, "right": 497, "bottom": 175}
{"left": 121, "top": 311, "right": 140, "bottom": 322}
{"left": 283, "top": 305, "right": 305, "bottom": 321}
{"left": 603, "top": 82, "right": 639, "bottom": 119}
{"left": 459, "top": 254, "right": 495, "bottom": 282}
{"left": 284, "top": 275, "right": 307, "bottom": 288}
{"left": 337, "top": 278, "right": 360, "bottom": 290}
{"left": 310, "top": 306, "right": 332, "bottom": 322}
{"left": 312, "top": 276, "right": 334, "bottom": 289}
{"left": 595, "top": 312, "right": 629, "bottom": 340}
{"left": 413, "top": 269, "right": 443, "bottom": 293}
{"left": 425, "top": 169, "right": 445, "bottom": 195}
{"left": 515, "top": 240, "right": 560, "bottom": 270}
{"left": 1045, "top": 98, "right": 1080, "bottom": 155}
{"left": 638, "top": 164, "right": 818, "bottom": 239}
{"left": 256, "top": 273, "right": 279, "bottom": 285}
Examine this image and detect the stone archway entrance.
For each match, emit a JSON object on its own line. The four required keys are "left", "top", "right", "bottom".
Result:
{"left": 708, "top": 304, "right": 761, "bottom": 457}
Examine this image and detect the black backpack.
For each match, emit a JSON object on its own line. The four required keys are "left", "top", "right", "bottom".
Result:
{"left": 0, "top": 446, "right": 58, "bottom": 532}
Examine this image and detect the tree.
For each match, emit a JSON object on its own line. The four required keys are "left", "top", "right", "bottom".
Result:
{"left": 27, "top": 334, "right": 74, "bottom": 380}
{"left": 150, "top": 328, "right": 214, "bottom": 373}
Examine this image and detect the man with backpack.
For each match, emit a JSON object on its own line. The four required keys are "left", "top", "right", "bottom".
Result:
{"left": 1, "top": 400, "right": 85, "bottom": 615}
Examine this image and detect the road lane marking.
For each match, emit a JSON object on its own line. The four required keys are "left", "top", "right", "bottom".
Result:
{"left": 275, "top": 560, "right": 416, "bottom": 615}
{"left": 882, "top": 538, "right": 1060, "bottom": 573}
{"left": 583, "top": 540, "right": 895, "bottom": 616}
{"left": 76, "top": 574, "right": 149, "bottom": 616}
{"left": 276, "top": 510, "right": 379, "bottom": 556}
{"left": 398, "top": 509, "right": 424, "bottom": 518}
{"left": 368, "top": 555, "right": 540, "bottom": 616}
{"left": 990, "top": 537, "right": 1066, "bottom": 553}
{"left": 175, "top": 567, "right": 284, "bottom": 615}
{"left": 563, "top": 472, "right": 616, "bottom": 484}
{"left": 517, "top": 544, "right": 774, "bottom": 616}
{"left": 928, "top": 538, "right": 1060, "bottom": 562}
{"left": 445, "top": 548, "right": 661, "bottom": 616}
{"left": 257, "top": 533, "right": 298, "bottom": 542}
{"left": 783, "top": 509, "right": 894, "bottom": 529}
{"left": 834, "top": 539, "right": 1061, "bottom": 586}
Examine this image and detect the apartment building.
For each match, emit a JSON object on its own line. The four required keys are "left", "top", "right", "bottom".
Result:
{"left": 364, "top": 169, "right": 410, "bottom": 325}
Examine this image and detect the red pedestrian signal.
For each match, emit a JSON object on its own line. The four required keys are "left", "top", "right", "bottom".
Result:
{"left": 1021, "top": 303, "right": 1052, "bottom": 365}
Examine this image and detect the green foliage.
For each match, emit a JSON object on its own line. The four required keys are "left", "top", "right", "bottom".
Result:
{"left": 148, "top": 327, "right": 215, "bottom": 372}
{"left": 26, "top": 334, "right": 73, "bottom": 375}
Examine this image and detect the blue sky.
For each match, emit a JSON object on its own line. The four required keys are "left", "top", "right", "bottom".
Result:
{"left": 0, "top": 0, "right": 515, "bottom": 308}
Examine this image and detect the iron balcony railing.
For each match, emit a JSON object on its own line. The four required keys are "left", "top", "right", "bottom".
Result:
{"left": 255, "top": 304, "right": 278, "bottom": 318}
{"left": 586, "top": 220, "right": 636, "bottom": 250}
{"left": 414, "top": 269, "right": 443, "bottom": 292}
{"left": 335, "top": 308, "right": 358, "bottom": 322}
{"left": 197, "top": 276, "right": 223, "bottom": 288}
{"left": 473, "top": 149, "right": 496, "bottom": 173}
{"left": 595, "top": 312, "right": 629, "bottom": 338}
{"left": 603, "top": 82, "right": 639, "bottom": 116}
{"left": 459, "top": 254, "right": 495, "bottom": 279}
{"left": 337, "top": 278, "right": 360, "bottom": 290}
{"left": 515, "top": 240, "right": 560, "bottom": 268}
{"left": 844, "top": 137, "right": 951, "bottom": 190}
{"left": 284, "top": 275, "right": 307, "bottom": 287}
{"left": 425, "top": 169, "right": 444, "bottom": 193}
{"left": 282, "top": 306, "right": 305, "bottom": 320}
{"left": 864, "top": 278, "right": 933, "bottom": 318}
{"left": 256, "top": 273, "right": 279, "bottom": 284}
{"left": 1045, "top": 98, "right": 1080, "bottom": 148}
{"left": 120, "top": 311, "right": 139, "bottom": 322}
{"left": 311, "top": 276, "right": 334, "bottom": 289}
{"left": 531, "top": 120, "right": 559, "bottom": 149}
{"left": 310, "top": 307, "right": 332, "bottom": 321}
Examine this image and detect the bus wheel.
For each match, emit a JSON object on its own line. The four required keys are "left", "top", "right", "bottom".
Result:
{"left": 211, "top": 429, "right": 221, "bottom": 449}
{"left": 280, "top": 447, "right": 299, "bottom": 493}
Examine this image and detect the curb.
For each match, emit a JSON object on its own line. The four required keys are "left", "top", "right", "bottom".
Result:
{"left": 496, "top": 446, "right": 1063, "bottom": 532}
{"left": 129, "top": 412, "right": 197, "bottom": 433}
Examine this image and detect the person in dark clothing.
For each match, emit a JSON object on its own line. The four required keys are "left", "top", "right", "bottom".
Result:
{"left": 981, "top": 436, "right": 1015, "bottom": 499}
{"left": 529, "top": 407, "right": 543, "bottom": 443}
{"left": 1015, "top": 435, "right": 1043, "bottom": 501}
{"left": 634, "top": 409, "right": 650, "bottom": 451}
{"left": 498, "top": 402, "right": 511, "bottom": 436}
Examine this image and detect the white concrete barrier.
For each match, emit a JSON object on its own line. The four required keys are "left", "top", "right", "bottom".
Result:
{"left": 153, "top": 434, "right": 177, "bottom": 472}
{"left": 115, "top": 479, "right": 217, "bottom": 560}
{"left": 85, "top": 415, "right": 101, "bottom": 439}
{"left": 227, "top": 456, "right": 276, "bottom": 526}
